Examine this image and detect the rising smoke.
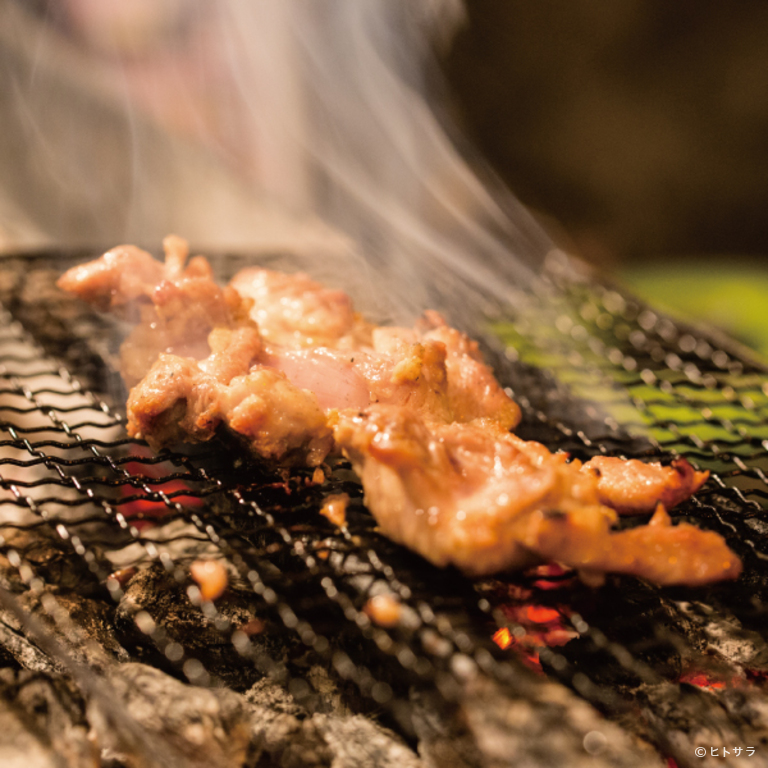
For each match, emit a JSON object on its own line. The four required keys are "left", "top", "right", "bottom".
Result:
{"left": 1, "top": 0, "right": 556, "bottom": 323}
{"left": 214, "top": 0, "right": 553, "bottom": 318}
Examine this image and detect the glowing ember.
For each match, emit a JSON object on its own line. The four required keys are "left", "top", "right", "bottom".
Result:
{"left": 492, "top": 627, "right": 513, "bottom": 650}
{"left": 119, "top": 452, "right": 204, "bottom": 530}
{"left": 677, "top": 667, "right": 753, "bottom": 693}
{"left": 524, "top": 605, "right": 561, "bottom": 624}
{"left": 679, "top": 672, "right": 727, "bottom": 691}
{"left": 490, "top": 581, "right": 580, "bottom": 673}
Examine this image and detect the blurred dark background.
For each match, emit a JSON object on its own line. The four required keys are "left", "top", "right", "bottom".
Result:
{"left": 446, "top": 0, "right": 768, "bottom": 265}
{"left": 442, "top": 0, "right": 768, "bottom": 355}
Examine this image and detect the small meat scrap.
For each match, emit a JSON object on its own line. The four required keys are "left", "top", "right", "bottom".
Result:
{"left": 364, "top": 594, "right": 402, "bottom": 628}
{"left": 58, "top": 238, "right": 741, "bottom": 587}
{"left": 107, "top": 567, "right": 137, "bottom": 589}
{"left": 312, "top": 467, "right": 326, "bottom": 485}
{"left": 190, "top": 559, "right": 228, "bottom": 602}
{"left": 320, "top": 493, "right": 349, "bottom": 528}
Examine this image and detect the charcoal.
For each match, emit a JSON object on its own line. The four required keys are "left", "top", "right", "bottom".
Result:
{"left": 99, "top": 662, "right": 252, "bottom": 768}
{"left": 676, "top": 600, "right": 768, "bottom": 671}
{"left": 0, "top": 618, "right": 63, "bottom": 675}
{"left": 0, "top": 530, "right": 98, "bottom": 595}
{"left": 245, "top": 677, "right": 334, "bottom": 767}
{"left": 114, "top": 563, "right": 287, "bottom": 688}
{"left": 640, "top": 682, "right": 768, "bottom": 768}
{"left": 245, "top": 672, "right": 423, "bottom": 768}
{"left": 0, "top": 667, "right": 96, "bottom": 768}
{"left": 412, "top": 674, "right": 662, "bottom": 768}
{"left": 0, "top": 589, "right": 129, "bottom": 671}
{"left": 314, "top": 713, "right": 423, "bottom": 767}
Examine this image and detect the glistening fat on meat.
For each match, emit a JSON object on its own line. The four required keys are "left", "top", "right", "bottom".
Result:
{"left": 57, "top": 237, "right": 741, "bottom": 586}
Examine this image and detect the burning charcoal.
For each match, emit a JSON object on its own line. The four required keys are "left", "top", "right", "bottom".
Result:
{"left": 0, "top": 668, "right": 96, "bottom": 767}
{"left": 102, "top": 663, "right": 252, "bottom": 768}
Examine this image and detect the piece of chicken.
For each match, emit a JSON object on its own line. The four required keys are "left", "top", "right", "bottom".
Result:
{"left": 58, "top": 238, "right": 741, "bottom": 585}
{"left": 126, "top": 326, "right": 333, "bottom": 465}
{"left": 334, "top": 406, "right": 740, "bottom": 584}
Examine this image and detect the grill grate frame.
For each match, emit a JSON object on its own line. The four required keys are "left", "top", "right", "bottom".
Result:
{"left": 0, "top": 250, "right": 767, "bottom": 765}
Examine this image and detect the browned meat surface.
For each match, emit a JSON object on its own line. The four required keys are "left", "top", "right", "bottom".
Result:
{"left": 61, "top": 238, "right": 253, "bottom": 388}
{"left": 229, "top": 267, "right": 371, "bottom": 348}
{"left": 581, "top": 456, "right": 709, "bottom": 515}
{"left": 334, "top": 407, "right": 740, "bottom": 584}
{"left": 127, "top": 327, "right": 333, "bottom": 465}
{"left": 58, "top": 238, "right": 741, "bottom": 585}
{"left": 57, "top": 236, "right": 209, "bottom": 313}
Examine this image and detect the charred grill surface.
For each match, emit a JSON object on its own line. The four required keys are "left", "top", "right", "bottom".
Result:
{"left": 0, "top": 251, "right": 766, "bottom": 767}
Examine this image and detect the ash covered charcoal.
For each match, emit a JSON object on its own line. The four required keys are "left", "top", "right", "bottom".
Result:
{"left": 313, "top": 712, "right": 423, "bottom": 767}
{"left": 100, "top": 661, "right": 426, "bottom": 768}
{"left": 113, "top": 565, "right": 425, "bottom": 765}
{"left": 674, "top": 598, "right": 768, "bottom": 671}
{"left": 0, "top": 667, "right": 96, "bottom": 768}
{"left": 100, "top": 663, "right": 253, "bottom": 768}
{"left": 0, "top": 534, "right": 129, "bottom": 673}
{"left": 411, "top": 674, "right": 662, "bottom": 768}
{"left": 245, "top": 671, "right": 423, "bottom": 768}
{"left": 0, "top": 588, "right": 130, "bottom": 672}
{"left": 641, "top": 682, "right": 768, "bottom": 768}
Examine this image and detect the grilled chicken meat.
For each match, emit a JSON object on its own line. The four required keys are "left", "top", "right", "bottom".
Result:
{"left": 57, "top": 238, "right": 742, "bottom": 585}
{"left": 335, "top": 407, "right": 738, "bottom": 584}
{"left": 581, "top": 456, "right": 709, "bottom": 515}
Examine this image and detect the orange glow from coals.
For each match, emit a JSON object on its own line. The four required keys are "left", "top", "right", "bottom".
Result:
{"left": 119, "top": 457, "right": 204, "bottom": 529}
{"left": 524, "top": 605, "right": 561, "bottom": 624}
{"left": 493, "top": 627, "right": 513, "bottom": 650}
{"left": 677, "top": 667, "right": 756, "bottom": 692}
{"left": 679, "top": 672, "right": 727, "bottom": 691}
{"left": 492, "top": 584, "right": 579, "bottom": 674}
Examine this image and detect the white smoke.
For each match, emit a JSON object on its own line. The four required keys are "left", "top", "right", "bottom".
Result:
{"left": 1, "top": 0, "right": 557, "bottom": 322}
{"left": 213, "top": 0, "right": 552, "bottom": 318}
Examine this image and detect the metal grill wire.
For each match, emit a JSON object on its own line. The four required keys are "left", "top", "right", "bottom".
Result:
{"left": 1, "top": 251, "right": 768, "bottom": 761}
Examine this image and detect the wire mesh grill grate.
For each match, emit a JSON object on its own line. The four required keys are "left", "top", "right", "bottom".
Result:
{"left": 1, "top": 250, "right": 768, "bottom": 765}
